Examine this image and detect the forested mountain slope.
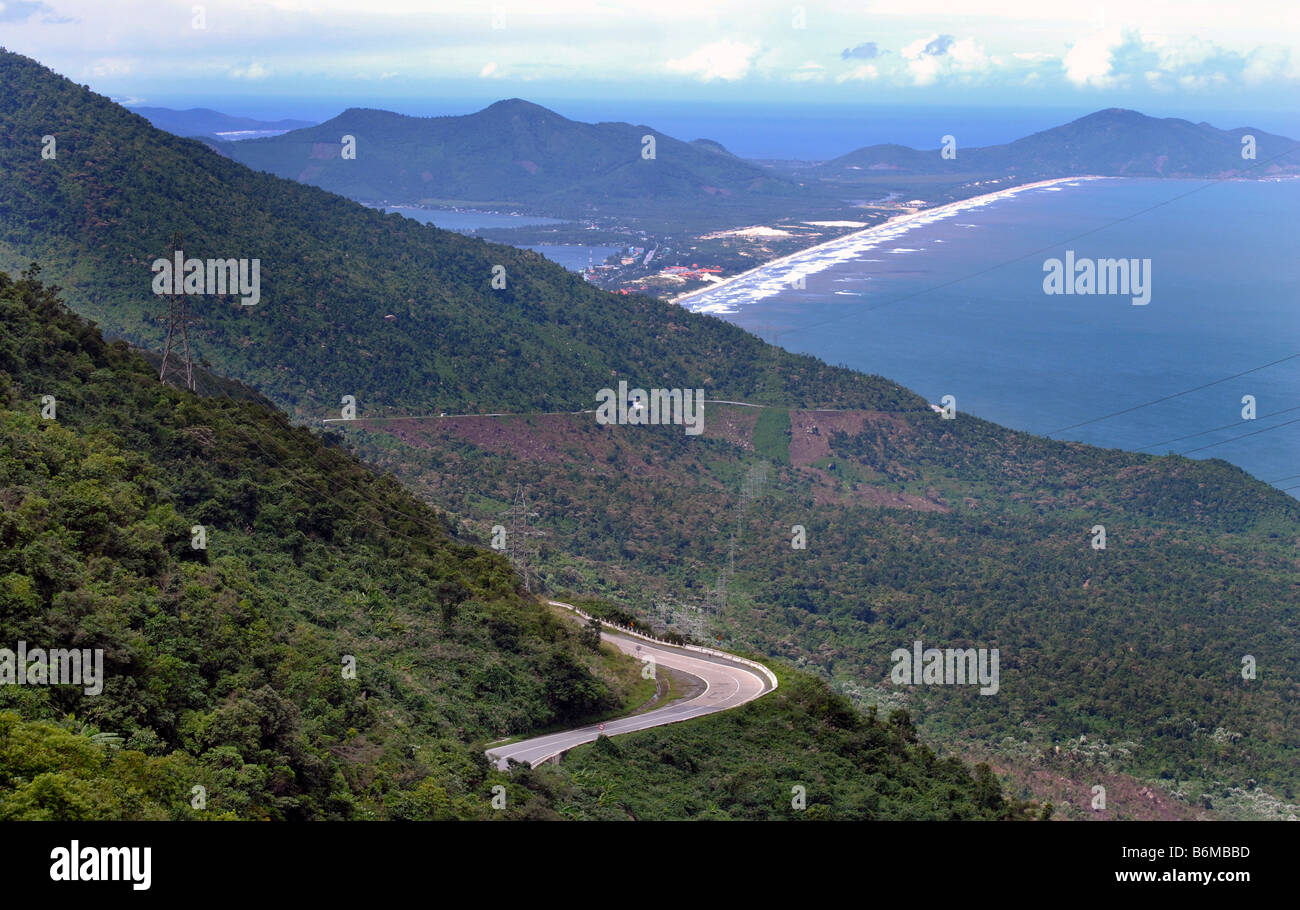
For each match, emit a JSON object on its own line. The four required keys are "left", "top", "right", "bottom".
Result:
{"left": 0, "top": 270, "right": 1016, "bottom": 820}
{"left": 219, "top": 99, "right": 818, "bottom": 220}
{"left": 0, "top": 50, "right": 914, "bottom": 421}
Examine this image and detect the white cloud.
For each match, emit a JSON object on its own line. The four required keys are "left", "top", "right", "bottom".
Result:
{"left": 229, "top": 61, "right": 271, "bottom": 80}
{"left": 89, "top": 58, "right": 133, "bottom": 77}
{"left": 790, "top": 61, "right": 824, "bottom": 82}
{"left": 1062, "top": 28, "right": 1292, "bottom": 91}
{"left": 948, "top": 38, "right": 988, "bottom": 69}
{"left": 664, "top": 39, "right": 759, "bottom": 81}
{"left": 898, "top": 34, "right": 991, "bottom": 84}
{"left": 1063, "top": 26, "right": 1126, "bottom": 87}
{"left": 907, "top": 55, "right": 941, "bottom": 85}
{"left": 1, "top": 0, "right": 1294, "bottom": 103}
{"left": 836, "top": 63, "right": 878, "bottom": 83}
{"left": 1242, "top": 46, "right": 1298, "bottom": 83}
{"left": 901, "top": 34, "right": 937, "bottom": 60}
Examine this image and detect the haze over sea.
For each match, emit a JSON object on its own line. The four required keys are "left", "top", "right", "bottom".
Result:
{"left": 684, "top": 178, "right": 1300, "bottom": 496}
{"left": 160, "top": 97, "right": 1300, "bottom": 161}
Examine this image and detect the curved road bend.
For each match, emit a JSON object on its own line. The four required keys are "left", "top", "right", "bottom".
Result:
{"left": 486, "top": 621, "right": 775, "bottom": 771}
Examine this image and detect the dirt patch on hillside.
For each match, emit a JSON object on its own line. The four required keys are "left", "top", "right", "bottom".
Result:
{"left": 360, "top": 415, "right": 596, "bottom": 465}
{"left": 805, "top": 473, "right": 947, "bottom": 511}
{"left": 703, "top": 405, "right": 760, "bottom": 450}
{"left": 789, "top": 410, "right": 946, "bottom": 512}
{"left": 788, "top": 410, "right": 909, "bottom": 466}
{"left": 985, "top": 760, "right": 1206, "bottom": 821}
{"left": 361, "top": 407, "right": 945, "bottom": 512}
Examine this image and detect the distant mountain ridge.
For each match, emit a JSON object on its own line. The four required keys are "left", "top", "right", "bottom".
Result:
{"left": 816, "top": 108, "right": 1300, "bottom": 179}
{"left": 217, "top": 101, "right": 1300, "bottom": 219}
{"left": 218, "top": 98, "right": 818, "bottom": 217}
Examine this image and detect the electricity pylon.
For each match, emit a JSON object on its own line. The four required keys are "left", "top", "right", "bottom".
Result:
{"left": 158, "top": 231, "right": 195, "bottom": 390}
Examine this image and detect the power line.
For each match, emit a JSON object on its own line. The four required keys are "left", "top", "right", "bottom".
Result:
{"left": 1137, "top": 403, "right": 1300, "bottom": 451}
{"left": 1265, "top": 472, "right": 1300, "bottom": 484}
{"left": 1179, "top": 415, "right": 1300, "bottom": 455}
{"left": 1049, "top": 353, "right": 1300, "bottom": 434}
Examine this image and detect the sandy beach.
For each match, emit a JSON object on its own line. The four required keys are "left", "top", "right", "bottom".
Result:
{"left": 672, "top": 176, "right": 1106, "bottom": 311}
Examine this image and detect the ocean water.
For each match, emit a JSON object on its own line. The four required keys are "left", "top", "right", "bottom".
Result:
{"left": 683, "top": 178, "right": 1300, "bottom": 495}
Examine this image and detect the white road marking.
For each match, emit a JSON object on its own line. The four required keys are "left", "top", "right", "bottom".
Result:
{"left": 486, "top": 619, "right": 774, "bottom": 770}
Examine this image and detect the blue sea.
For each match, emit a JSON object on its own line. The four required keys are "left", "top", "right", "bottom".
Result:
{"left": 683, "top": 177, "right": 1300, "bottom": 496}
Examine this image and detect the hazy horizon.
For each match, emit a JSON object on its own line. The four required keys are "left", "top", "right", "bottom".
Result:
{"left": 122, "top": 96, "right": 1300, "bottom": 161}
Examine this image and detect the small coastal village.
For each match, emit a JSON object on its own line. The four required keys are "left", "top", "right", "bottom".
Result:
{"left": 546, "top": 178, "right": 1046, "bottom": 301}
{"left": 463, "top": 170, "right": 1060, "bottom": 301}
{"left": 530, "top": 193, "right": 941, "bottom": 299}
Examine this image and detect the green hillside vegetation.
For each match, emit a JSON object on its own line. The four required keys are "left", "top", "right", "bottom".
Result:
{"left": 0, "top": 50, "right": 912, "bottom": 421}
{"left": 0, "top": 267, "right": 628, "bottom": 818}
{"left": 521, "top": 671, "right": 1034, "bottom": 820}
{"left": 0, "top": 269, "right": 1015, "bottom": 820}
{"left": 4, "top": 49, "right": 1298, "bottom": 820}
{"left": 343, "top": 403, "right": 1300, "bottom": 818}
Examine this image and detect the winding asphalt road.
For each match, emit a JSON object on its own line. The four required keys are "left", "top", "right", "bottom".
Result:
{"left": 486, "top": 604, "right": 776, "bottom": 770}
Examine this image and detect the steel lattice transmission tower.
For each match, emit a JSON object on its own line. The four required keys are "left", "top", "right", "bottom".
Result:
{"left": 158, "top": 231, "right": 195, "bottom": 391}
{"left": 713, "top": 461, "right": 769, "bottom": 613}
{"left": 507, "top": 485, "right": 535, "bottom": 593}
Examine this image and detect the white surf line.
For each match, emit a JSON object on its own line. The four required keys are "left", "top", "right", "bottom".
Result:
{"left": 671, "top": 176, "right": 1106, "bottom": 313}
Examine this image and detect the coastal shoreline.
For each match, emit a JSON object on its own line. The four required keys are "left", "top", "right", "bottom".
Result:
{"left": 670, "top": 175, "right": 1108, "bottom": 309}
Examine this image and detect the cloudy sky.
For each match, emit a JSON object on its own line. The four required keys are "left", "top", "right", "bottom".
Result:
{"left": 2, "top": 0, "right": 1298, "bottom": 114}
